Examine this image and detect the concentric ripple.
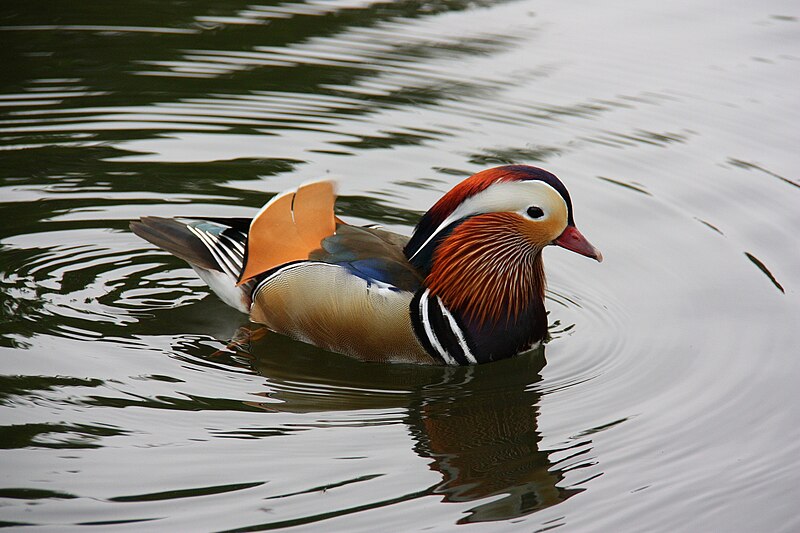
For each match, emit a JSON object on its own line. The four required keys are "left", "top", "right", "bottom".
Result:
{"left": 2, "top": 0, "right": 800, "bottom": 531}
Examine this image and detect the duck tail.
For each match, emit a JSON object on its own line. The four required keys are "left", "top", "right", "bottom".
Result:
{"left": 130, "top": 216, "right": 254, "bottom": 313}
{"left": 130, "top": 180, "right": 336, "bottom": 313}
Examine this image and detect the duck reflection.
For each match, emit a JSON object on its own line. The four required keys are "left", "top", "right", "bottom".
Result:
{"left": 409, "top": 362, "right": 580, "bottom": 523}
{"left": 232, "top": 332, "right": 581, "bottom": 523}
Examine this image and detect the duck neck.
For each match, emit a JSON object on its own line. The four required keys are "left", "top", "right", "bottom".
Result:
{"left": 420, "top": 214, "right": 549, "bottom": 362}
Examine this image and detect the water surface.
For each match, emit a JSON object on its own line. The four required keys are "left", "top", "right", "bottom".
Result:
{"left": 2, "top": 0, "right": 800, "bottom": 531}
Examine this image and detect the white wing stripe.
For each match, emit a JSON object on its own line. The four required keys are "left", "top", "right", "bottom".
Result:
{"left": 188, "top": 226, "right": 239, "bottom": 277}
{"left": 215, "top": 233, "right": 244, "bottom": 267}
{"left": 220, "top": 233, "right": 245, "bottom": 256}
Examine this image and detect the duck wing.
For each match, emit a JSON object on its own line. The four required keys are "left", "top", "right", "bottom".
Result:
{"left": 251, "top": 224, "right": 431, "bottom": 363}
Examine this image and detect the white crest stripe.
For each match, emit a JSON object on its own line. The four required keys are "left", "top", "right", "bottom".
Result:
{"left": 409, "top": 180, "right": 568, "bottom": 260}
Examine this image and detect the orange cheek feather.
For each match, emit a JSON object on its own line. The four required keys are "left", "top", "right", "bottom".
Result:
{"left": 518, "top": 215, "right": 566, "bottom": 249}
{"left": 425, "top": 213, "right": 545, "bottom": 327}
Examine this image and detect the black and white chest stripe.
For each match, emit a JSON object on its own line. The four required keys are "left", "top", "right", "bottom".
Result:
{"left": 410, "top": 289, "right": 478, "bottom": 365}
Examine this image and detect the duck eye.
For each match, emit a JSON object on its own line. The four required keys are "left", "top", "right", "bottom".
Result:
{"left": 526, "top": 206, "right": 544, "bottom": 219}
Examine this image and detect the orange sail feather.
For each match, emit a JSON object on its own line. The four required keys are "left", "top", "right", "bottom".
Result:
{"left": 237, "top": 180, "right": 336, "bottom": 284}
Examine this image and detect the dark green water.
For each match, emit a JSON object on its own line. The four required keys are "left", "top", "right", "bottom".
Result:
{"left": 2, "top": 0, "right": 799, "bottom": 530}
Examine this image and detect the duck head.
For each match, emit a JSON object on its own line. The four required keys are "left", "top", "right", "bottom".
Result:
{"left": 405, "top": 165, "right": 601, "bottom": 331}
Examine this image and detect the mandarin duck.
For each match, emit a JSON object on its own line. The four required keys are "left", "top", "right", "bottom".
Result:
{"left": 130, "top": 165, "right": 601, "bottom": 365}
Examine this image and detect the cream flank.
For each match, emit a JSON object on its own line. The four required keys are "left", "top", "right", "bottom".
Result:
{"left": 251, "top": 262, "right": 432, "bottom": 364}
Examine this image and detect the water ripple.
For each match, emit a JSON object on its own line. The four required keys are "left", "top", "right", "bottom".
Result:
{"left": 2, "top": 0, "right": 800, "bottom": 530}
{"left": 0, "top": 228, "right": 210, "bottom": 345}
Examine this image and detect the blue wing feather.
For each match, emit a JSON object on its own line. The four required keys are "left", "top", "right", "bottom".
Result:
{"left": 309, "top": 224, "right": 423, "bottom": 292}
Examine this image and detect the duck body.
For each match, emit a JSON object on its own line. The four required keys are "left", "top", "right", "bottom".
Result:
{"left": 131, "top": 165, "right": 601, "bottom": 365}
